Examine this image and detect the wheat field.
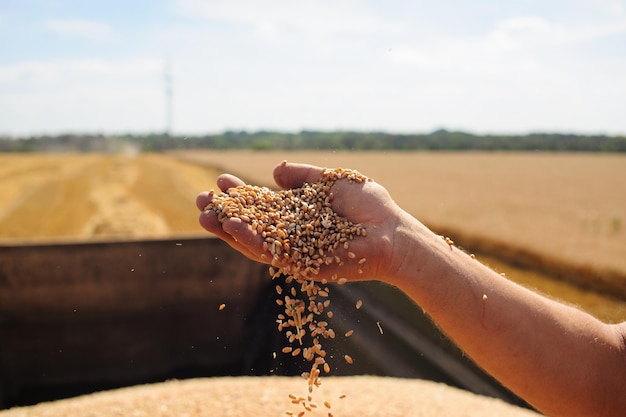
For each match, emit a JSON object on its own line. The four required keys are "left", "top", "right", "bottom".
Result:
{"left": 0, "top": 152, "right": 220, "bottom": 241}
{"left": 175, "top": 150, "right": 626, "bottom": 322}
{"left": 177, "top": 150, "right": 626, "bottom": 277}
{"left": 1, "top": 150, "right": 625, "bottom": 321}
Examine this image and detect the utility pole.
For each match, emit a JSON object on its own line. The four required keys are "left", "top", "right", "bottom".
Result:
{"left": 164, "top": 59, "right": 173, "bottom": 136}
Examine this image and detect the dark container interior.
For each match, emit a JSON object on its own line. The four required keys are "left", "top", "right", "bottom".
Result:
{"left": 0, "top": 237, "right": 527, "bottom": 409}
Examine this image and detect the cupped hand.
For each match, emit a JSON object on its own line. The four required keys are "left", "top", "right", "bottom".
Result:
{"left": 196, "top": 162, "right": 403, "bottom": 282}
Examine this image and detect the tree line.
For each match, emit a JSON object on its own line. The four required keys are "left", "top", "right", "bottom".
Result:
{"left": 1, "top": 129, "right": 625, "bottom": 152}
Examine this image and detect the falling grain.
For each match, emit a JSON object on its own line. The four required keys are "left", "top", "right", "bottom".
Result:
{"left": 205, "top": 167, "right": 372, "bottom": 412}
{"left": 376, "top": 321, "right": 384, "bottom": 334}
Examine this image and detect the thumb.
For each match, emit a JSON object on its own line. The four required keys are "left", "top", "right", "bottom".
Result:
{"left": 273, "top": 161, "right": 325, "bottom": 190}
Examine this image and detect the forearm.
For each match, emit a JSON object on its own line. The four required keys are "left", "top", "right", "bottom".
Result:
{"left": 390, "top": 211, "right": 626, "bottom": 417}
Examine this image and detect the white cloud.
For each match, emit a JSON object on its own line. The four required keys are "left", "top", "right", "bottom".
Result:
{"left": 174, "top": 0, "right": 403, "bottom": 40}
{"left": 488, "top": 17, "right": 556, "bottom": 50}
{"left": 389, "top": 13, "right": 626, "bottom": 78}
{"left": 0, "top": 58, "right": 163, "bottom": 84}
{"left": 1, "top": 84, "right": 164, "bottom": 135}
{"left": 0, "top": 57, "right": 166, "bottom": 134}
{"left": 44, "top": 19, "right": 115, "bottom": 41}
{"left": 583, "top": 0, "right": 626, "bottom": 16}
{"left": 376, "top": 9, "right": 626, "bottom": 135}
{"left": 487, "top": 15, "right": 626, "bottom": 50}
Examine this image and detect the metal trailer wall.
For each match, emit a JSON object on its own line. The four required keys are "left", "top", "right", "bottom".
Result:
{"left": 0, "top": 237, "right": 527, "bottom": 409}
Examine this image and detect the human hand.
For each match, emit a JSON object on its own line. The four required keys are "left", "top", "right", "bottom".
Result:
{"left": 196, "top": 162, "right": 404, "bottom": 283}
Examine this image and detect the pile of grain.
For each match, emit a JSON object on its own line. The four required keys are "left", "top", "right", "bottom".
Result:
{"left": 0, "top": 376, "right": 541, "bottom": 417}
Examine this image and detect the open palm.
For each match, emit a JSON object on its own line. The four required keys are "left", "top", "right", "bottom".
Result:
{"left": 197, "top": 162, "right": 403, "bottom": 283}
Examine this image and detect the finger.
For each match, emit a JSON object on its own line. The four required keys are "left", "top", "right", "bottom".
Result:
{"left": 198, "top": 209, "right": 235, "bottom": 243}
{"left": 196, "top": 190, "right": 214, "bottom": 211}
{"left": 198, "top": 211, "right": 262, "bottom": 260}
{"left": 221, "top": 217, "right": 283, "bottom": 266}
{"left": 222, "top": 218, "right": 292, "bottom": 268}
{"left": 198, "top": 205, "right": 249, "bottom": 253}
{"left": 273, "top": 161, "right": 325, "bottom": 190}
{"left": 217, "top": 174, "right": 246, "bottom": 192}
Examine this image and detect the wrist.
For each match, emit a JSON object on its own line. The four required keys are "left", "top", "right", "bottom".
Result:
{"left": 386, "top": 209, "right": 466, "bottom": 294}
{"left": 384, "top": 209, "right": 435, "bottom": 287}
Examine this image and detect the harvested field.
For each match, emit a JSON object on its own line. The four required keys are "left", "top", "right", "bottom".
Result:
{"left": 175, "top": 150, "right": 626, "bottom": 278}
{"left": 0, "top": 152, "right": 220, "bottom": 242}
{"left": 0, "top": 376, "right": 541, "bottom": 417}
{"left": 175, "top": 150, "right": 626, "bottom": 320}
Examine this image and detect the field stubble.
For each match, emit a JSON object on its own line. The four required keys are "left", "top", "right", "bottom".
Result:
{"left": 0, "top": 152, "right": 220, "bottom": 241}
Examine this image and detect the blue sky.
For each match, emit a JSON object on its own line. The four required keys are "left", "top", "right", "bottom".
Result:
{"left": 1, "top": 0, "right": 625, "bottom": 136}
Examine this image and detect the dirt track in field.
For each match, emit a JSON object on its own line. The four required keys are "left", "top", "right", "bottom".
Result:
{"left": 0, "top": 153, "right": 220, "bottom": 241}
